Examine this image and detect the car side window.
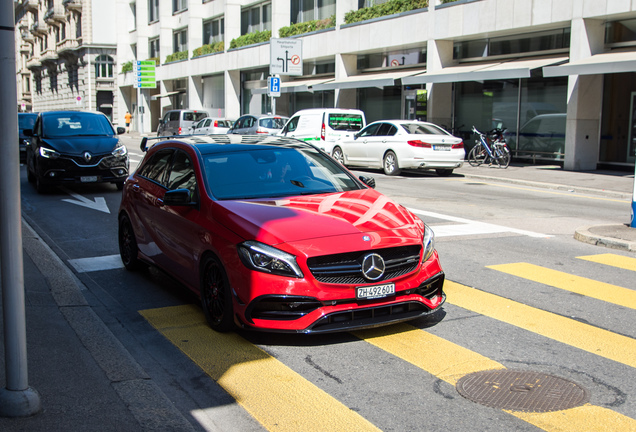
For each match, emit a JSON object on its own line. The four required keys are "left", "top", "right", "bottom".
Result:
{"left": 166, "top": 151, "right": 198, "bottom": 199}
{"left": 377, "top": 123, "right": 397, "bottom": 136}
{"left": 283, "top": 116, "right": 299, "bottom": 133}
{"left": 234, "top": 117, "right": 245, "bottom": 129}
{"left": 183, "top": 112, "right": 195, "bottom": 121}
{"left": 205, "top": 119, "right": 212, "bottom": 127}
{"left": 168, "top": 112, "right": 179, "bottom": 121}
{"left": 359, "top": 123, "right": 380, "bottom": 137}
{"left": 138, "top": 149, "right": 174, "bottom": 186}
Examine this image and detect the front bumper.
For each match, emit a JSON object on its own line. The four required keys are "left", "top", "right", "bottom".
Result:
{"left": 36, "top": 153, "right": 129, "bottom": 185}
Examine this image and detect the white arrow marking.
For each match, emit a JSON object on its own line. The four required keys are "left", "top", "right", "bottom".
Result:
{"left": 61, "top": 187, "right": 110, "bottom": 214}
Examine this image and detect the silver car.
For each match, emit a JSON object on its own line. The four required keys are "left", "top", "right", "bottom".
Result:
{"left": 227, "top": 114, "right": 289, "bottom": 135}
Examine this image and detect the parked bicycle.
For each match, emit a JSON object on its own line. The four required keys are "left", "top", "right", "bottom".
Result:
{"left": 467, "top": 126, "right": 511, "bottom": 168}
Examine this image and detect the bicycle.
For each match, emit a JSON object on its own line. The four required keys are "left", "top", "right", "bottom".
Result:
{"left": 467, "top": 126, "right": 511, "bottom": 168}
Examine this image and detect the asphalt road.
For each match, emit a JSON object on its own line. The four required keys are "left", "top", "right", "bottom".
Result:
{"left": 17, "top": 135, "right": 636, "bottom": 431}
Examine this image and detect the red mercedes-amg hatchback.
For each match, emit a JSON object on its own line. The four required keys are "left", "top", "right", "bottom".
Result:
{"left": 118, "top": 134, "right": 445, "bottom": 333}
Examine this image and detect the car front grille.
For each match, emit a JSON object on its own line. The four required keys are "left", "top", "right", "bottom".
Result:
{"left": 306, "top": 245, "right": 422, "bottom": 284}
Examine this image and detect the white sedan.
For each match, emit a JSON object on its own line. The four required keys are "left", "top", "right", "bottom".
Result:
{"left": 188, "top": 118, "right": 234, "bottom": 135}
{"left": 331, "top": 120, "right": 465, "bottom": 176}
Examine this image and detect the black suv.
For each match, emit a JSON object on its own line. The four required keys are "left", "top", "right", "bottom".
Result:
{"left": 24, "top": 111, "right": 129, "bottom": 193}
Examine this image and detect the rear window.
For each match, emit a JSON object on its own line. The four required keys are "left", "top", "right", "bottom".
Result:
{"left": 259, "top": 117, "right": 287, "bottom": 129}
{"left": 400, "top": 123, "right": 449, "bottom": 136}
{"left": 328, "top": 114, "right": 364, "bottom": 131}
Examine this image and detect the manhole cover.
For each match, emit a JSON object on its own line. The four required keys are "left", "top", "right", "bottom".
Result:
{"left": 456, "top": 369, "right": 589, "bottom": 412}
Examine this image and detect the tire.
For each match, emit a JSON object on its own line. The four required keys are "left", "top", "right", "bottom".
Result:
{"left": 34, "top": 174, "right": 50, "bottom": 194}
{"left": 436, "top": 169, "right": 453, "bottom": 177}
{"left": 115, "top": 181, "right": 125, "bottom": 191}
{"left": 27, "top": 164, "right": 35, "bottom": 183}
{"left": 200, "top": 254, "right": 235, "bottom": 332}
{"left": 468, "top": 144, "right": 487, "bottom": 167}
{"left": 118, "top": 214, "right": 143, "bottom": 271}
{"left": 332, "top": 146, "right": 345, "bottom": 165}
{"left": 493, "top": 144, "right": 511, "bottom": 168}
{"left": 383, "top": 151, "right": 401, "bottom": 176}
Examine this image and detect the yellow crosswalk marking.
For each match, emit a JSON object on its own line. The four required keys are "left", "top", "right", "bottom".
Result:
{"left": 354, "top": 324, "right": 636, "bottom": 432}
{"left": 140, "top": 305, "right": 380, "bottom": 432}
{"left": 577, "top": 253, "right": 636, "bottom": 272}
{"left": 444, "top": 281, "right": 636, "bottom": 368}
{"left": 488, "top": 263, "right": 636, "bottom": 310}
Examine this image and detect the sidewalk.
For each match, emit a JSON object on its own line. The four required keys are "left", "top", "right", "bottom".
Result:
{"left": 0, "top": 162, "right": 634, "bottom": 430}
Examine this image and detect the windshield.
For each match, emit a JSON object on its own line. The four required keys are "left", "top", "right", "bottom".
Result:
{"left": 19, "top": 114, "right": 37, "bottom": 131}
{"left": 42, "top": 113, "right": 115, "bottom": 137}
{"left": 203, "top": 146, "right": 362, "bottom": 200}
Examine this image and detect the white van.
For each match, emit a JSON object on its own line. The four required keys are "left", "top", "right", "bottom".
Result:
{"left": 279, "top": 109, "right": 366, "bottom": 155}
{"left": 157, "top": 109, "right": 209, "bottom": 136}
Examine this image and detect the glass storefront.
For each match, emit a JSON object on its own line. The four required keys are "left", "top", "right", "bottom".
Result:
{"left": 600, "top": 73, "right": 636, "bottom": 165}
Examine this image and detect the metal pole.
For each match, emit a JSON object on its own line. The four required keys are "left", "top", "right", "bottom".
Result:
{"left": 0, "top": 0, "right": 41, "bottom": 417}
{"left": 631, "top": 159, "right": 636, "bottom": 228}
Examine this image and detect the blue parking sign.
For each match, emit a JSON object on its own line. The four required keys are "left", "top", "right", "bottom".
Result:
{"left": 268, "top": 76, "right": 281, "bottom": 97}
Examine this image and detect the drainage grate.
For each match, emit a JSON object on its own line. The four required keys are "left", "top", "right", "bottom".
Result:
{"left": 456, "top": 369, "right": 589, "bottom": 413}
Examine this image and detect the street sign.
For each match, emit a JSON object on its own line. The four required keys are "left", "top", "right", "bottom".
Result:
{"left": 133, "top": 61, "right": 156, "bottom": 88}
{"left": 270, "top": 38, "right": 302, "bottom": 76}
{"left": 268, "top": 75, "right": 281, "bottom": 97}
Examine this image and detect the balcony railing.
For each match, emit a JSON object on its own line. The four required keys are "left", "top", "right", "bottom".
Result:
{"left": 44, "top": 6, "right": 66, "bottom": 25}
{"left": 40, "top": 48, "right": 57, "bottom": 63}
{"left": 57, "top": 37, "right": 81, "bottom": 53}
{"left": 22, "top": 0, "right": 38, "bottom": 13}
{"left": 26, "top": 56, "right": 41, "bottom": 70}
{"left": 30, "top": 21, "right": 48, "bottom": 36}
{"left": 62, "top": 0, "right": 82, "bottom": 12}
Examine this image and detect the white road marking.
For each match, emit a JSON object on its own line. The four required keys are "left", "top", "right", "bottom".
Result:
{"left": 69, "top": 254, "right": 123, "bottom": 272}
{"left": 408, "top": 208, "right": 552, "bottom": 238}
{"left": 60, "top": 187, "right": 111, "bottom": 214}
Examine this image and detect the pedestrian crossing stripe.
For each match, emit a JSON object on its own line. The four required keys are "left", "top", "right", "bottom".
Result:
{"left": 577, "top": 253, "right": 636, "bottom": 272}
{"left": 353, "top": 324, "right": 636, "bottom": 432}
{"left": 444, "top": 281, "right": 636, "bottom": 368}
{"left": 487, "top": 262, "right": 636, "bottom": 310}
{"left": 140, "top": 305, "right": 380, "bottom": 432}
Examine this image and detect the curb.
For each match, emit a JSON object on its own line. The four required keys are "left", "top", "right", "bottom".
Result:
{"left": 574, "top": 225, "right": 636, "bottom": 252}
{"left": 21, "top": 218, "right": 196, "bottom": 431}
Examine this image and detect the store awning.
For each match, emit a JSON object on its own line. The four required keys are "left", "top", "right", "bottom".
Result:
{"left": 403, "top": 56, "right": 568, "bottom": 85}
{"left": 543, "top": 50, "right": 636, "bottom": 77}
{"left": 312, "top": 69, "right": 426, "bottom": 91}
{"left": 251, "top": 77, "right": 335, "bottom": 94}
{"left": 150, "top": 90, "right": 185, "bottom": 100}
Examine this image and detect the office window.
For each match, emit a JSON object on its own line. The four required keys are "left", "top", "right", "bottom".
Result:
{"left": 149, "top": 37, "right": 160, "bottom": 59}
{"left": 241, "top": 2, "right": 271, "bottom": 35}
{"left": 203, "top": 17, "right": 224, "bottom": 45}
{"left": 130, "top": 2, "right": 137, "bottom": 30}
{"left": 148, "top": 0, "right": 159, "bottom": 22}
{"left": 291, "top": 0, "right": 335, "bottom": 24}
{"left": 95, "top": 55, "right": 114, "bottom": 78}
{"left": 173, "top": 28, "right": 187, "bottom": 53}
{"left": 173, "top": 0, "right": 187, "bottom": 13}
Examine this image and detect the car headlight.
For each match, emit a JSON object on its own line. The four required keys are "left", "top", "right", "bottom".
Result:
{"left": 39, "top": 146, "right": 60, "bottom": 159}
{"left": 237, "top": 241, "right": 304, "bottom": 278}
{"left": 112, "top": 143, "right": 127, "bottom": 157}
{"left": 422, "top": 224, "right": 435, "bottom": 262}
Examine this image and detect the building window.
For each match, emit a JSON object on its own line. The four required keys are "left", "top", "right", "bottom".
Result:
{"left": 173, "top": 28, "right": 187, "bottom": 53}
{"left": 131, "top": 43, "right": 137, "bottom": 59}
{"left": 606, "top": 19, "right": 636, "bottom": 45}
{"left": 149, "top": 37, "right": 160, "bottom": 59}
{"left": 76, "top": 14, "right": 82, "bottom": 38}
{"left": 291, "top": 0, "right": 335, "bottom": 24}
{"left": 173, "top": 0, "right": 187, "bottom": 13}
{"left": 241, "top": 2, "right": 271, "bottom": 35}
{"left": 61, "top": 22, "right": 66, "bottom": 40}
{"left": 148, "top": 0, "right": 159, "bottom": 23}
{"left": 95, "top": 55, "right": 114, "bottom": 78}
{"left": 203, "top": 17, "right": 224, "bottom": 45}
{"left": 130, "top": 2, "right": 137, "bottom": 30}
{"left": 454, "top": 28, "right": 570, "bottom": 60}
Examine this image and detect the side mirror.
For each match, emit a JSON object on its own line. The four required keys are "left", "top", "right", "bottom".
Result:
{"left": 117, "top": 127, "right": 126, "bottom": 135}
{"left": 163, "top": 189, "right": 196, "bottom": 206}
{"left": 359, "top": 176, "right": 375, "bottom": 189}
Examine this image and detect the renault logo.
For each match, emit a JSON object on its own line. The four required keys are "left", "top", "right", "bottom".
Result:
{"left": 83, "top": 152, "right": 92, "bottom": 162}
{"left": 361, "top": 253, "right": 385, "bottom": 281}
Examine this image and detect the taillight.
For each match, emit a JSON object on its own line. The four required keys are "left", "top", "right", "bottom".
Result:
{"left": 408, "top": 140, "right": 432, "bottom": 148}
{"left": 214, "top": 120, "right": 219, "bottom": 127}
{"left": 178, "top": 127, "right": 182, "bottom": 135}
{"left": 256, "top": 128, "right": 268, "bottom": 134}
{"left": 452, "top": 142, "right": 464, "bottom": 149}
{"left": 321, "top": 123, "right": 325, "bottom": 140}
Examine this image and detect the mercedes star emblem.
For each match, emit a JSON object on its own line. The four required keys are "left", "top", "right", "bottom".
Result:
{"left": 361, "top": 253, "right": 385, "bottom": 281}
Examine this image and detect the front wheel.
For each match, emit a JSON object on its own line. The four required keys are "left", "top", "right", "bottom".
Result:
{"left": 200, "top": 255, "right": 235, "bottom": 332}
{"left": 493, "top": 144, "right": 511, "bottom": 168}
{"left": 468, "top": 144, "right": 487, "bottom": 167}
{"left": 118, "top": 214, "right": 143, "bottom": 271}
{"left": 383, "top": 151, "right": 401, "bottom": 176}
{"left": 332, "top": 146, "right": 345, "bottom": 166}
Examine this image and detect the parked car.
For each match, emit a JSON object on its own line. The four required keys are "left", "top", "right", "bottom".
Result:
{"left": 332, "top": 120, "right": 465, "bottom": 176}
{"left": 157, "top": 109, "right": 209, "bottom": 136}
{"left": 278, "top": 108, "right": 366, "bottom": 155}
{"left": 188, "top": 117, "right": 234, "bottom": 135}
{"left": 227, "top": 114, "right": 288, "bottom": 135}
{"left": 18, "top": 112, "right": 38, "bottom": 163}
{"left": 118, "top": 134, "right": 445, "bottom": 333}
{"left": 24, "top": 111, "right": 128, "bottom": 193}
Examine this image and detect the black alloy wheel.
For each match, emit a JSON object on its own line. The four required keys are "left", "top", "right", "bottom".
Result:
{"left": 201, "top": 255, "right": 235, "bottom": 332}
{"left": 119, "top": 214, "right": 143, "bottom": 271}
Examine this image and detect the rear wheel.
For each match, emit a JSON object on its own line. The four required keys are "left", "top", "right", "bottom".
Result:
{"left": 468, "top": 144, "right": 487, "bottom": 167}
{"left": 383, "top": 151, "right": 401, "bottom": 176}
{"left": 332, "top": 146, "right": 345, "bottom": 165}
{"left": 200, "top": 254, "right": 235, "bottom": 332}
{"left": 493, "top": 144, "right": 511, "bottom": 168}
{"left": 118, "top": 214, "right": 143, "bottom": 271}
{"left": 436, "top": 169, "right": 453, "bottom": 177}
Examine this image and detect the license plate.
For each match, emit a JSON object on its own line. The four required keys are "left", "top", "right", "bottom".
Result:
{"left": 80, "top": 176, "right": 98, "bottom": 183}
{"left": 433, "top": 145, "right": 450, "bottom": 151}
{"left": 356, "top": 283, "right": 395, "bottom": 300}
